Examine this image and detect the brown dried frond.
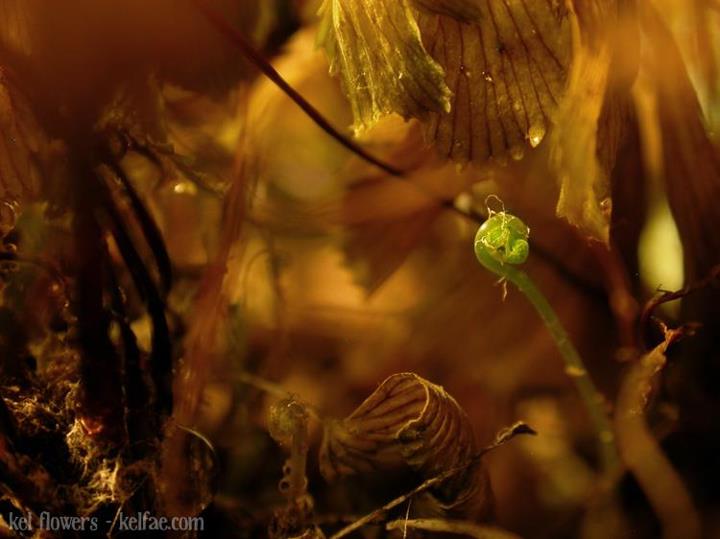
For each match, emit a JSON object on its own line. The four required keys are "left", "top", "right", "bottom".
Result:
{"left": 320, "top": 372, "right": 492, "bottom": 520}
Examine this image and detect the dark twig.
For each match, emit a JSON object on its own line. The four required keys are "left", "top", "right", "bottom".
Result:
{"left": 191, "top": 0, "right": 403, "bottom": 177}
{"left": 72, "top": 165, "right": 125, "bottom": 442}
{"left": 640, "top": 263, "right": 720, "bottom": 348}
{"left": 104, "top": 160, "right": 173, "bottom": 296}
{"left": 106, "top": 264, "right": 152, "bottom": 450}
{"left": 96, "top": 173, "right": 173, "bottom": 417}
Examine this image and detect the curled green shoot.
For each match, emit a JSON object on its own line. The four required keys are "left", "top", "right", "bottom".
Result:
{"left": 474, "top": 211, "right": 619, "bottom": 476}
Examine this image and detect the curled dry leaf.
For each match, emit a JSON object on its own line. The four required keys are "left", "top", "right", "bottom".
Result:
{"left": 415, "top": 0, "right": 571, "bottom": 164}
{"left": 317, "top": 0, "right": 451, "bottom": 134}
{"left": 320, "top": 372, "right": 492, "bottom": 519}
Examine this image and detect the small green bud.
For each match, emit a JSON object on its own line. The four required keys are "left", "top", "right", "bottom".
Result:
{"left": 474, "top": 212, "right": 530, "bottom": 266}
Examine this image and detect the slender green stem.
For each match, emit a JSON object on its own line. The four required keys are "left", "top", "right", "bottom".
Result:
{"left": 474, "top": 213, "right": 619, "bottom": 475}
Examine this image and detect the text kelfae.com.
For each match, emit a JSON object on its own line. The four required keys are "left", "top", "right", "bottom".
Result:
{"left": 5, "top": 511, "right": 204, "bottom": 533}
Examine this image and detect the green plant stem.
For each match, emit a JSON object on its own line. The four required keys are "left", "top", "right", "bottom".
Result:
{"left": 475, "top": 248, "right": 620, "bottom": 475}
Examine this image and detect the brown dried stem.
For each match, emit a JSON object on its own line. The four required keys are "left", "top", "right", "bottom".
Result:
{"left": 615, "top": 326, "right": 701, "bottom": 539}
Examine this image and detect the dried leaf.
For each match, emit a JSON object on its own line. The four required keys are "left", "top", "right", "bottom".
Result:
{"left": 549, "top": 4, "right": 614, "bottom": 243}
{"left": 415, "top": 1, "right": 571, "bottom": 164}
{"left": 317, "top": 0, "right": 452, "bottom": 134}
{"left": 320, "top": 373, "right": 492, "bottom": 519}
{"left": 412, "top": 0, "right": 483, "bottom": 22}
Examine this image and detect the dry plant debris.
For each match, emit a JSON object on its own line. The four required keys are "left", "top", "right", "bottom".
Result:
{"left": 1, "top": 1, "right": 719, "bottom": 538}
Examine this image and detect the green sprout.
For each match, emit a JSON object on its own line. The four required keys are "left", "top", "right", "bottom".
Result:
{"left": 474, "top": 210, "right": 619, "bottom": 475}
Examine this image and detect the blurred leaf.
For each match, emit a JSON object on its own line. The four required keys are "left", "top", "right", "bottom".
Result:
{"left": 0, "top": 0, "right": 32, "bottom": 57}
{"left": 317, "top": 0, "right": 451, "bottom": 134}
{"left": 415, "top": 1, "right": 571, "bottom": 164}
{"left": 337, "top": 125, "right": 474, "bottom": 295}
{"left": 641, "top": 2, "right": 720, "bottom": 281}
{"left": 343, "top": 208, "right": 440, "bottom": 294}
{"left": 681, "top": 0, "right": 720, "bottom": 119}
{"left": 0, "top": 0, "right": 269, "bottom": 111}
{"left": 0, "top": 69, "right": 45, "bottom": 235}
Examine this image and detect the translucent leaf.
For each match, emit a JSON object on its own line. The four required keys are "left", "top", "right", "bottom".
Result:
{"left": 317, "top": 0, "right": 452, "bottom": 134}
{"left": 549, "top": 1, "right": 635, "bottom": 243}
{"left": 412, "top": 0, "right": 483, "bottom": 22}
{"left": 415, "top": 1, "right": 571, "bottom": 164}
{"left": 550, "top": 38, "right": 612, "bottom": 243}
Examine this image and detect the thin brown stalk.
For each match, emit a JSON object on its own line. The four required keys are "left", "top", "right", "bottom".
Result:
{"left": 615, "top": 328, "right": 702, "bottom": 539}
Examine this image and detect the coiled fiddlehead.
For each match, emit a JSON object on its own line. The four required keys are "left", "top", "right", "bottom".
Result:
{"left": 474, "top": 210, "right": 619, "bottom": 476}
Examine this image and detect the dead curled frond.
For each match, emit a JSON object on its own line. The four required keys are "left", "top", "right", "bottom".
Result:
{"left": 320, "top": 372, "right": 493, "bottom": 520}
